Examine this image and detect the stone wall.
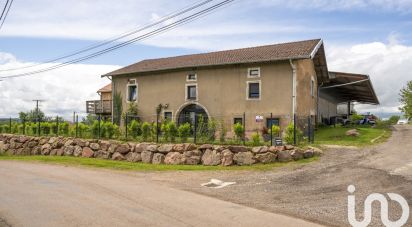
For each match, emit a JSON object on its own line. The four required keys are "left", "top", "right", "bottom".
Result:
{"left": 0, "top": 134, "right": 322, "bottom": 166}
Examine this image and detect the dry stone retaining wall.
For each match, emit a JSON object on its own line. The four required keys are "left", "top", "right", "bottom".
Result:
{"left": 0, "top": 134, "right": 322, "bottom": 166}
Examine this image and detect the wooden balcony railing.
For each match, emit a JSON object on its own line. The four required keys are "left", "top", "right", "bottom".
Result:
{"left": 86, "top": 100, "right": 112, "bottom": 114}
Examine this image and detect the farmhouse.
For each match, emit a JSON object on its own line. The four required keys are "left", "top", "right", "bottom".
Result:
{"left": 93, "top": 39, "right": 378, "bottom": 136}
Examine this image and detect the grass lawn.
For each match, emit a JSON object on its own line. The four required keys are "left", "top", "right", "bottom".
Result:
{"left": 0, "top": 154, "right": 318, "bottom": 172}
{"left": 314, "top": 125, "right": 391, "bottom": 147}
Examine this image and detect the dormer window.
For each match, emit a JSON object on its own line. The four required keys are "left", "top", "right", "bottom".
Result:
{"left": 187, "top": 73, "right": 197, "bottom": 81}
{"left": 248, "top": 68, "right": 260, "bottom": 78}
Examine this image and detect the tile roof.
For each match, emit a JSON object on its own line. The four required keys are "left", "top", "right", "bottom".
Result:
{"left": 106, "top": 39, "right": 321, "bottom": 76}
{"left": 97, "top": 83, "right": 112, "bottom": 93}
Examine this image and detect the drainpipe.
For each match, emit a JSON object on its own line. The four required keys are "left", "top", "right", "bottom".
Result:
{"left": 289, "top": 59, "right": 297, "bottom": 120}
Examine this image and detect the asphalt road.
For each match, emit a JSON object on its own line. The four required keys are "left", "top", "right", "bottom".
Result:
{"left": 0, "top": 161, "right": 321, "bottom": 227}
{"left": 150, "top": 125, "right": 412, "bottom": 226}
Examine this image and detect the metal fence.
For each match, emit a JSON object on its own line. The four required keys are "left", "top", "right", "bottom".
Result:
{"left": 0, "top": 111, "right": 316, "bottom": 146}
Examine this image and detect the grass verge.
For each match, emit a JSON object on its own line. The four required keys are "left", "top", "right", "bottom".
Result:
{"left": 0, "top": 154, "right": 318, "bottom": 171}
{"left": 314, "top": 125, "right": 391, "bottom": 147}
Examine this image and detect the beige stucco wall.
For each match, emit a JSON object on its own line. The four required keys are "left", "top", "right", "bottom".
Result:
{"left": 112, "top": 61, "right": 296, "bottom": 135}
{"left": 295, "top": 59, "right": 318, "bottom": 118}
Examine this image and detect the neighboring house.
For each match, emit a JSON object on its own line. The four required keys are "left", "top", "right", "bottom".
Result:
{"left": 86, "top": 83, "right": 112, "bottom": 118}
{"left": 101, "top": 39, "right": 379, "bottom": 136}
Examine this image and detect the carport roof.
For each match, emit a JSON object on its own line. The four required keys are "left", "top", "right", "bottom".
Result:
{"left": 321, "top": 72, "right": 379, "bottom": 104}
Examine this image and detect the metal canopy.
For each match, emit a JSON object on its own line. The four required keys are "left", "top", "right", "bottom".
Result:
{"left": 312, "top": 43, "right": 330, "bottom": 83}
{"left": 321, "top": 71, "right": 379, "bottom": 104}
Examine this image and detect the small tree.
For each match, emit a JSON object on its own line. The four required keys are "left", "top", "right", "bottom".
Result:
{"left": 219, "top": 120, "right": 227, "bottom": 143}
{"left": 283, "top": 123, "right": 303, "bottom": 145}
{"left": 129, "top": 120, "right": 141, "bottom": 139}
{"left": 91, "top": 120, "right": 100, "bottom": 138}
{"left": 251, "top": 132, "right": 261, "bottom": 146}
{"left": 388, "top": 115, "right": 401, "bottom": 125}
{"left": 233, "top": 123, "right": 244, "bottom": 141}
{"left": 400, "top": 80, "right": 412, "bottom": 119}
{"left": 270, "top": 125, "right": 281, "bottom": 137}
{"left": 141, "top": 122, "right": 151, "bottom": 141}
{"left": 178, "top": 123, "right": 191, "bottom": 142}
{"left": 169, "top": 122, "right": 178, "bottom": 142}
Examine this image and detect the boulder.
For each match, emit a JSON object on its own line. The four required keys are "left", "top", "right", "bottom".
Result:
{"left": 116, "top": 144, "right": 130, "bottom": 154}
{"left": 269, "top": 146, "right": 284, "bottom": 153}
{"left": 39, "top": 138, "right": 49, "bottom": 145}
{"left": 82, "top": 147, "right": 94, "bottom": 158}
{"left": 233, "top": 152, "right": 256, "bottom": 165}
{"left": 141, "top": 151, "right": 154, "bottom": 163}
{"left": 165, "top": 152, "right": 185, "bottom": 165}
{"left": 135, "top": 143, "right": 151, "bottom": 153}
{"left": 74, "top": 138, "right": 88, "bottom": 147}
{"left": 125, "top": 152, "right": 141, "bottom": 162}
{"left": 112, "top": 152, "right": 125, "bottom": 161}
{"left": 27, "top": 141, "right": 38, "bottom": 148}
{"left": 346, "top": 129, "right": 360, "bottom": 137}
{"left": 41, "top": 143, "right": 51, "bottom": 155}
{"left": 277, "top": 150, "right": 292, "bottom": 162}
{"left": 255, "top": 152, "right": 277, "bottom": 164}
{"left": 183, "top": 150, "right": 202, "bottom": 165}
{"left": 0, "top": 141, "right": 5, "bottom": 153}
{"left": 48, "top": 137, "right": 58, "bottom": 144}
{"left": 157, "top": 144, "right": 174, "bottom": 153}
{"left": 63, "top": 145, "right": 75, "bottom": 156}
{"left": 303, "top": 149, "right": 314, "bottom": 159}
{"left": 56, "top": 149, "right": 64, "bottom": 156}
{"left": 94, "top": 150, "right": 110, "bottom": 159}
{"left": 291, "top": 149, "right": 304, "bottom": 161}
{"left": 127, "top": 143, "right": 136, "bottom": 152}
{"left": 146, "top": 144, "right": 158, "bottom": 152}
{"left": 89, "top": 143, "right": 100, "bottom": 151}
{"left": 199, "top": 144, "right": 213, "bottom": 150}
{"left": 73, "top": 145, "right": 83, "bottom": 157}
{"left": 221, "top": 149, "right": 234, "bottom": 166}
{"left": 228, "top": 146, "right": 248, "bottom": 153}
{"left": 173, "top": 143, "right": 196, "bottom": 152}
{"left": 108, "top": 144, "right": 118, "bottom": 154}
{"left": 308, "top": 146, "right": 323, "bottom": 156}
{"left": 201, "top": 149, "right": 222, "bottom": 166}
{"left": 252, "top": 146, "right": 269, "bottom": 154}
{"left": 285, "top": 145, "right": 294, "bottom": 150}
{"left": 64, "top": 139, "right": 74, "bottom": 147}
{"left": 152, "top": 153, "right": 165, "bottom": 164}
{"left": 50, "top": 149, "right": 59, "bottom": 156}
{"left": 31, "top": 146, "right": 41, "bottom": 155}
{"left": 213, "top": 145, "right": 225, "bottom": 152}
{"left": 99, "top": 141, "right": 110, "bottom": 151}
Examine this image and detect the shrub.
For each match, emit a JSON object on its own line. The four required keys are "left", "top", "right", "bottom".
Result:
{"left": 151, "top": 122, "right": 158, "bottom": 141}
{"left": 41, "top": 122, "right": 51, "bottom": 135}
{"left": 168, "top": 122, "right": 178, "bottom": 142}
{"left": 233, "top": 123, "right": 244, "bottom": 141}
{"left": 51, "top": 122, "right": 58, "bottom": 135}
{"left": 129, "top": 120, "right": 141, "bottom": 139}
{"left": 59, "top": 122, "right": 69, "bottom": 136}
{"left": 219, "top": 121, "right": 226, "bottom": 143}
{"left": 283, "top": 123, "right": 303, "bottom": 145}
{"left": 178, "top": 123, "right": 191, "bottom": 142}
{"left": 91, "top": 120, "right": 100, "bottom": 138}
{"left": 270, "top": 125, "right": 281, "bottom": 137}
{"left": 104, "top": 122, "right": 116, "bottom": 139}
{"left": 30, "top": 124, "right": 38, "bottom": 135}
{"left": 206, "top": 119, "right": 217, "bottom": 142}
{"left": 251, "top": 132, "right": 261, "bottom": 146}
{"left": 350, "top": 114, "right": 364, "bottom": 124}
{"left": 388, "top": 115, "right": 400, "bottom": 125}
{"left": 141, "top": 122, "right": 151, "bottom": 141}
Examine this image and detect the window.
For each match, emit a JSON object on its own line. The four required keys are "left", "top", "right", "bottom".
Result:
{"left": 186, "top": 85, "right": 197, "bottom": 100}
{"left": 187, "top": 73, "right": 197, "bottom": 81}
{"left": 310, "top": 77, "right": 315, "bottom": 97}
{"left": 127, "top": 80, "right": 137, "bottom": 102}
{"left": 248, "top": 67, "right": 260, "bottom": 78}
{"left": 164, "top": 112, "right": 172, "bottom": 121}
{"left": 266, "top": 118, "right": 280, "bottom": 128}
{"left": 234, "top": 118, "right": 243, "bottom": 125}
{"left": 247, "top": 81, "right": 260, "bottom": 99}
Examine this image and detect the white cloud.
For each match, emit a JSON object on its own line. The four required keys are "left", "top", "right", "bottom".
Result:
{"left": 0, "top": 53, "right": 120, "bottom": 120}
{"left": 327, "top": 41, "right": 412, "bottom": 115}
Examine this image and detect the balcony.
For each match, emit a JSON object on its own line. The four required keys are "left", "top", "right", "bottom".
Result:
{"left": 86, "top": 100, "right": 112, "bottom": 114}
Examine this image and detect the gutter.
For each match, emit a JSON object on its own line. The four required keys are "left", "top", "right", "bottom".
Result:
{"left": 289, "top": 59, "right": 297, "bottom": 118}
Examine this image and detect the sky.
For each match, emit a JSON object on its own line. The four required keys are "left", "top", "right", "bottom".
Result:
{"left": 1, "top": 0, "right": 412, "bottom": 119}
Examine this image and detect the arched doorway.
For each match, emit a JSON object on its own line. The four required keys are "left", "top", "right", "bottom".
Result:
{"left": 177, "top": 104, "right": 209, "bottom": 125}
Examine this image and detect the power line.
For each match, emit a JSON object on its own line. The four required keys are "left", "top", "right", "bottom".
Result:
{"left": 0, "top": 0, "right": 235, "bottom": 79}
{"left": 0, "top": 0, "right": 214, "bottom": 72}
{"left": 0, "top": 0, "right": 12, "bottom": 30}
{"left": 0, "top": 0, "right": 8, "bottom": 22}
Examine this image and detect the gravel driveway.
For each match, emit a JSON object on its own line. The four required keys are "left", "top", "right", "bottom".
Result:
{"left": 148, "top": 125, "right": 412, "bottom": 226}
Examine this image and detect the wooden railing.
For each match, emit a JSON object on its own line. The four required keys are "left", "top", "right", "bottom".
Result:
{"left": 86, "top": 100, "right": 112, "bottom": 114}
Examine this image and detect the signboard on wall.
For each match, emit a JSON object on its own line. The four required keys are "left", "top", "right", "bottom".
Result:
{"left": 255, "top": 115, "right": 264, "bottom": 122}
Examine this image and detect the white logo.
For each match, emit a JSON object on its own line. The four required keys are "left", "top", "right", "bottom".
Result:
{"left": 347, "top": 185, "right": 410, "bottom": 227}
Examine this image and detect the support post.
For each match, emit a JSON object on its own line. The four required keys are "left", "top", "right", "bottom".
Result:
{"left": 243, "top": 112, "right": 246, "bottom": 145}
{"left": 293, "top": 114, "right": 297, "bottom": 145}
{"left": 270, "top": 113, "right": 273, "bottom": 146}
{"left": 125, "top": 113, "right": 128, "bottom": 141}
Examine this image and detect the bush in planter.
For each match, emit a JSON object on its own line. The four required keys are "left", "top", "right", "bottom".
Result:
{"left": 178, "top": 123, "right": 191, "bottom": 142}
{"left": 283, "top": 123, "right": 303, "bottom": 145}
{"left": 141, "top": 122, "right": 151, "bottom": 141}
{"left": 233, "top": 123, "right": 244, "bottom": 141}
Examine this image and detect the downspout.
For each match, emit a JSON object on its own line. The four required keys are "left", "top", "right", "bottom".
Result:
{"left": 289, "top": 59, "right": 297, "bottom": 119}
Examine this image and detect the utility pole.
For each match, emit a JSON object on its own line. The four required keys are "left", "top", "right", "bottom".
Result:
{"left": 33, "top": 99, "right": 44, "bottom": 136}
